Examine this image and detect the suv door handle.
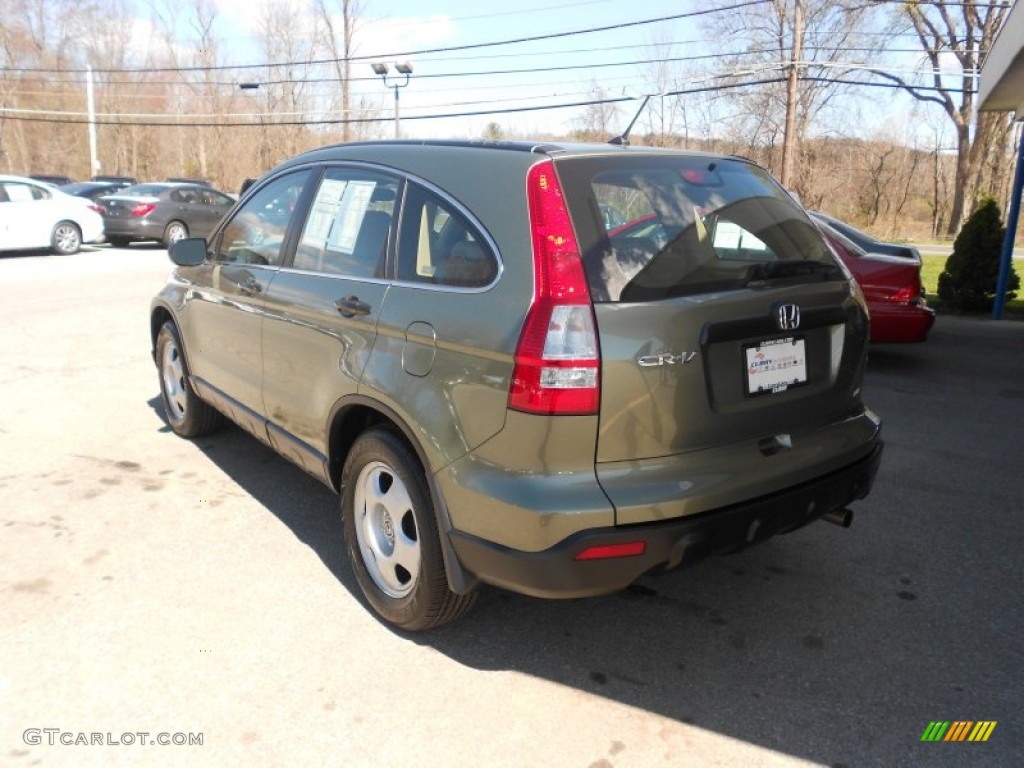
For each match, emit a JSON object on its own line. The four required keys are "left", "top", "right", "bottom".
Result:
{"left": 335, "top": 295, "right": 371, "bottom": 317}
{"left": 237, "top": 277, "right": 261, "bottom": 296}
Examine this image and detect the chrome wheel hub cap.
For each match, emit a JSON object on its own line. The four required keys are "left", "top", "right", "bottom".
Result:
{"left": 353, "top": 461, "right": 420, "bottom": 599}
{"left": 56, "top": 226, "right": 78, "bottom": 251}
{"left": 161, "top": 341, "right": 187, "bottom": 423}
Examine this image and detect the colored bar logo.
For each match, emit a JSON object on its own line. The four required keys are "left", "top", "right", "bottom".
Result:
{"left": 921, "top": 721, "right": 997, "bottom": 742}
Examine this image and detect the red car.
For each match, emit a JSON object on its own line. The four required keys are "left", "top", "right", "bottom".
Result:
{"left": 608, "top": 213, "right": 934, "bottom": 344}
{"left": 815, "top": 220, "right": 935, "bottom": 343}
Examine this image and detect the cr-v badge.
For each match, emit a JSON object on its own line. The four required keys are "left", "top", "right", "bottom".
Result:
{"left": 637, "top": 351, "right": 696, "bottom": 367}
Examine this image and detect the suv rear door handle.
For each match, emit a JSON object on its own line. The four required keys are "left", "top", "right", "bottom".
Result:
{"left": 236, "top": 276, "right": 261, "bottom": 296}
{"left": 335, "top": 296, "right": 371, "bottom": 317}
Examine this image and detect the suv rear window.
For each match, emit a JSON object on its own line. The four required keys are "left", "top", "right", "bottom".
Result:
{"left": 557, "top": 155, "right": 841, "bottom": 302}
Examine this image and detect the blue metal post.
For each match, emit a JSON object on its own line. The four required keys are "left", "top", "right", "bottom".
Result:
{"left": 993, "top": 123, "right": 1024, "bottom": 320}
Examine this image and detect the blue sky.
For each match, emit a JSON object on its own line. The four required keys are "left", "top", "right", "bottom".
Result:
{"left": 122, "top": 0, "right": 964, "bottom": 146}
{"left": 200, "top": 0, "right": 699, "bottom": 138}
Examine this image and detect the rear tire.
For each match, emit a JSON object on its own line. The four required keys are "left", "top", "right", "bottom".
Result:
{"left": 156, "top": 321, "right": 223, "bottom": 437}
{"left": 163, "top": 221, "right": 188, "bottom": 246}
{"left": 51, "top": 221, "right": 82, "bottom": 255}
{"left": 341, "top": 428, "right": 476, "bottom": 630}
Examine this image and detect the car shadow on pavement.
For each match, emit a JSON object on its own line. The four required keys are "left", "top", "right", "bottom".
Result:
{"left": 146, "top": 314, "right": 1024, "bottom": 767}
{"left": 120, "top": 242, "right": 168, "bottom": 250}
{"left": 145, "top": 395, "right": 356, "bottom": 596}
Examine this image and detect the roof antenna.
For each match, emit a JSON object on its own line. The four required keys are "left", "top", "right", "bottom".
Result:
{"left": 608, "top": 95, "right": 651, "bottom": 147}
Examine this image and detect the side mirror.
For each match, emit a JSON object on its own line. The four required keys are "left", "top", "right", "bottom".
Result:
{"left": 168, "top": 237, "right": 208, "bottom": 266}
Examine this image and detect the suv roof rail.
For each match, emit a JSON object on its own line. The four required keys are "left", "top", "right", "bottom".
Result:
{"left": 295, "top": 138, "right": 567, "bottom": 158}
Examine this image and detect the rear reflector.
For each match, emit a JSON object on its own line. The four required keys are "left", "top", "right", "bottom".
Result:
{"left": 508, "top": 160, "right": 600, "bottom": 416}
{"left": 575, "top": 541, "right": 647, "bottom": 561}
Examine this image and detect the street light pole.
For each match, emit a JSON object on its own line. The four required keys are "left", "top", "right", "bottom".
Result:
{"left": 371, "top": 62, "right": 413, "bottom": 139}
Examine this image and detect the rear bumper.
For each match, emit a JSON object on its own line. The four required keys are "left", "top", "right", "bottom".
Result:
{"left": 103, "top": 218, "right": 164, "bottom": 240}
{"left": 869, "top": 304, "right": 936, "bottom": 343}
{"left": 81, "top": 220, "right": 105, "bottom": 244}
{"left": 449, "top": 441, "right": 883, "bottom": 598}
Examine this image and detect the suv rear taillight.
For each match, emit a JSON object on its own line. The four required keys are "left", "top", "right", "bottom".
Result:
{"left": 132, "top": 202, "right": 156, "bottom": 217}
{"left": 508, "top": 161, "right": 599, "bottom": 416}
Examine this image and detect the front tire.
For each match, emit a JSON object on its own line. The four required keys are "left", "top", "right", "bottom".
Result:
{"left": 156, "top": 321, "right": 223, "bottom": 437}
{"left": 51, "top": 221, "right": 82, "bottom": 255}
{"left": 341, "top": 428, "right": 476, "bottom": 630}
{"left": 163, "top": 220, "right": 188, "bottom": 246}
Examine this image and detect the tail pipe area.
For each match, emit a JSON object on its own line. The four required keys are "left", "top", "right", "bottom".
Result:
{"left": 821, "top": 508, "right": 854, "bottom": 528}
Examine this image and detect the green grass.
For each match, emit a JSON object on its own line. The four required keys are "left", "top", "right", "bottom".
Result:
{"left": 919, "top": 254, "right": 1024, "bottom": 319}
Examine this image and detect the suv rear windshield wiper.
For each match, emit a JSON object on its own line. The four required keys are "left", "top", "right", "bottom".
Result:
{"left": 746, "top": 259, "right": 841, "bottom": 286}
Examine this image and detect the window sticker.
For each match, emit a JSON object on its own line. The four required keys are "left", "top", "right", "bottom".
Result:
{"left": 303, "top": 179, "right": 348, "bottom": 247}
{"left": 327, "top": 181, "right": 376, "bottom": 254}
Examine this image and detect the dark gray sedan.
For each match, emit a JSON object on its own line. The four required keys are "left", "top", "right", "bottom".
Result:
{"left": 99, "top": 183, "right": 234, "bottom": 247}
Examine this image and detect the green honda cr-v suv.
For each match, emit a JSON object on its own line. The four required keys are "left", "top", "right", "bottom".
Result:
{"left": 151, "top": 140, "right": 883, "bottom": 630}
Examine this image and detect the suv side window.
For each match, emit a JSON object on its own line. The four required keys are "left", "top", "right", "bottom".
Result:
{"left": 215, "top": 171, "right": 310, "bottom": 266}
{"left": 293, "top": 168, "right": 398, "bottom": 278}
{"left": 396, "top": 182, "right": 498, "bottom": 288}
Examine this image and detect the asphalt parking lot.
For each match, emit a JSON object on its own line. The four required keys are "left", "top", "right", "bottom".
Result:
{"left": 1, "top": 245, "right": 1021, "bottom": 767}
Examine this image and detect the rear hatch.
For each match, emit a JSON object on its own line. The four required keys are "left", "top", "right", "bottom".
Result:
{"left": 556, "top": 154, "right": 872, "bottom": 522}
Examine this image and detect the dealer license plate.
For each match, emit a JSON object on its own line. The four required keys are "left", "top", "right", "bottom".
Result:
{"left": 745, "top": 337, "right": 807, "bottom": 395}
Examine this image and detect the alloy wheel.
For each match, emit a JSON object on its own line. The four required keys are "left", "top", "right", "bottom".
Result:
{"left": 161, "top": 339, "right": 188, "bottom": 423}
{"left": 353, "top": 461, "right": 421, "bottom": 598}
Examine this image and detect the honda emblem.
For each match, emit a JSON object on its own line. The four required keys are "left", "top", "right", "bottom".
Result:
{"left": 776, "top": 304, "right": 801, "bottom": 331}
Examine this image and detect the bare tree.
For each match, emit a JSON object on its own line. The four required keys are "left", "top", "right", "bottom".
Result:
{"left": 873, "top": 1, "right": 1010, "bottom": 236}
{"left": 80, "top": 0, "right": 160, "bottom": 180}
{"left": 316, "top": 0, "right": 364, "bottom": 143}
{"left": 706, "top": 0, "right": 874, "bottom": 194}
{"left": 252, "top": 0, "right": 321, "bottom": 167}
{"left": 2, "top": 0, "right": 81, "bottom": 174}
{"left": 638, "top": 26, "right": 691, "bottom": 147}
{"left": 0, "top": 8, "right": 25, "bottom": 170}
{"left": 571, "top": 84, "right": 622, "bottom": 141}
{"left": 153, "top": 0, "right": 250, "bottom": 185}
{"left": 859, "top": 140, "right": 897, "bottom": 224}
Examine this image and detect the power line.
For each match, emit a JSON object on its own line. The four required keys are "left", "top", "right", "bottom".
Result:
{"left": 4, "top": 42, "right": 976, "bottom": 91}
{"left": 0, "top": 73, "right": 967, "bottom": 128}
{"left": 0, "top": 66, "right": 786, "bottom": 119}
{"left": 869, "top": 0, "right": 1009, "bottom": 6}
{"left": 0, "top": 1, "right": 771, "bottom": 75}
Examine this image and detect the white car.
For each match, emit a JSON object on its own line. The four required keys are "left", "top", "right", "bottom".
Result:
{"left": 0, "top": 174, "right": 105, "bottom": 255}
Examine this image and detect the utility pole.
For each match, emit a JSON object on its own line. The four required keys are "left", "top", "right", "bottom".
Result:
{"left": 780, "top": 0, "right": 803, "bottom": 189}
{"left": 86, "top": 65, "right": 100, "bottom": 176}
